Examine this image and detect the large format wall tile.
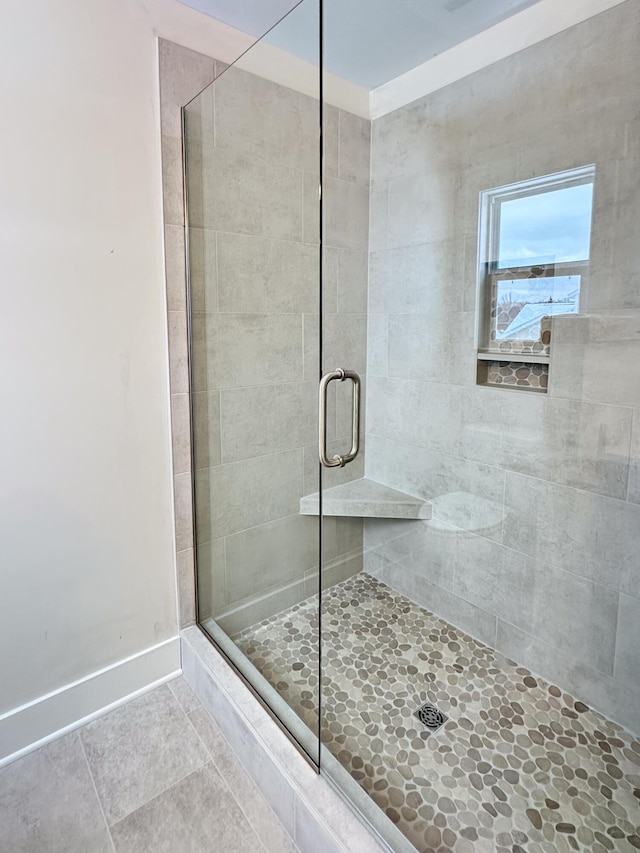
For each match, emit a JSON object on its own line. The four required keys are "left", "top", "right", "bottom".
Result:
{"left": 503, "top": 472, "right": 640, "bottom": 589}
{"left": 369, "top": 518, "right": 457, "bottom": 592}
{"left": 458, "top": 387, "right": 632, "bottom": 498}
{"left": 214, "top": 65, "right": 319, "bottom": 173}
{"left": 313, "top": 313, "right": 368, "bottom": 376}
{"left": 203, "top": 147, "right": 302, "bottom": 240}
{"left": 338, "top": 111, "right": 371, "bottom": 185}
{"left": 365, "top": 435, "right": 506, "bottom": 512}
{"left": 220, "top": 381, "right": 316, "bottom": 462}
{"left": 379, "top": 559, "right": 498, "bottom": 647}
{"left": 455, "top": 534, "right": 618, "bottom": 675}
{"left": 387, "top": 310, "right": 475, "bottom": 386}
{"left": 191, "top": 390, "right": 221, "bottom": 471}
{"left": 324, "top": 177, "right": 370, "bottom": 250}
{"left": 336, "top": 249, "right": 368, "bottom": 314}
{"left": 217, "top": 232, "right": 318, "bottom": 314}
{"left": 614, "top": 593, "right": 640, "bottom": 687}
{"left": 550, "top": 312, "right": 640, "bottom": 407}
{"left": 367, "top": 377, "right": 461, "bottom": 455}
{"left": 366, "top": 314, "right": 389, "bottom": 377}
{"left": 187, "top": 228, "right": 217, "bottom": 313}
{"left": 225, "top": 513, "right": 319, "bottom": 604}
{"left": 495, "top": 619, "right": 640, "bottom": 735}
{"left": 629, "top": 408, "right": 640, "bottom": 505}
{"left": 368, "top": 239, "right": 466, "bottom": 315}
{"left": 195, "top": 538, "right": 225, "bottom": 619}
{"left": 202, "top": 313, "right": 303, "bottom": 390}
{"left": 194, "top": 450, "right": 304, "bottom": 542}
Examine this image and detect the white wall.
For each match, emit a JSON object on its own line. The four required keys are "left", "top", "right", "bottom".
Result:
{"left": 0, "top": 0, "right": 247, "bottom": 761}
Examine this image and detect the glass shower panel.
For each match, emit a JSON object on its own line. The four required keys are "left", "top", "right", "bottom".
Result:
{"left": 320, "top": 1, "right": 640, "bottom": 852}
{"left": 184, "top": 0, "right": 322, "bottom": 765}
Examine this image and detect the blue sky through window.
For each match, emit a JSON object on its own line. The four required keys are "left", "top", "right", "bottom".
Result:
{"left": 497, "top": 182, "right": 594, "bottom": 268}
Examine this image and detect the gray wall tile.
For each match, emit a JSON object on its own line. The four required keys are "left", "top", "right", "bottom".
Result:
{"left": 161, "top": 134, "right": 185, "bottom": 228}
{"left": 167, "top": 311, "right": 189, "bottom": 395}
{"left": 192, "top": 390, "right": 221, "bottom": 471}
{"left": 201, "top": 313, "right": 303, "bottom": 390}
{"left": 380, "top": 560, "right": 497, "bottom": 648}
{"left": 217, "top": 232, "right": 318, "bottom": 314}
{"left": 196, "top": 538, "right": 225, "bottom": 619}
{"left": 337, "top": 249, "right": 368, "bottom": 314}
{"left": 170, "top": 393, "right": 191, "bottom": 476}
{"left": 194, "top": 450, "right": 303, "bottom": 541}
{"left": 456, "top": 535, "right": 618, "bottom": 675}
{"left": 496, "top": 619, "right": 640, "bottom": 736}
{"left": 174, "top": 472, "right": 194, "bottom": 553}
{"left": 219, "top": 381, "right": 316, "bottom": 462}
{"left": 387, "top": 311, "right": 475, "bottom": 386}
{"left": 629, "top": 408, "right": 640, "bottom": 505}
{"left": 503, "top": 473, "right": 640, "bottom": 590}
{"left": 614, "top": 593, "right": 640, "bottom": 685}
{"left": 368, "top": 239, "right": 466, "bottom": 315}
{"left": 339, "top": 111, "right": 371, "bottom": 185}
{"left": 164, "top": 225, "right": 186, "bottom": 312}
{"left": 177, "top": 548, "right": 196, "bottom": 626}
{"left": 158, "top": 39, "right": 214, "bottom": 140}
{"left": 225, "top": 514, "right": 319, "bottom": 603}
{"left": 367, "top": 377, "right": 461, "bottom": 455}
{"left": 203, "top": 147, "right": 302, "bottom": 240}
{"left": 214, "top": 65, "right": 319, "bottom": 172}
{"left": 187, "top": 228, "right": 217, "bottom": 314}
{"left": 323, "top": 105, "right": 339, "bottom": 180}
{"left": 369, "top": 518, "right": 456, "bottom": 592}
{"left": 324, "top": 177, "right": 369, "bottom": 250}
{"left": 458, "top": 388, "right": 632, "bottom": 499}
{"left": 550, "top": 313, "right": 640, "bottom": 407}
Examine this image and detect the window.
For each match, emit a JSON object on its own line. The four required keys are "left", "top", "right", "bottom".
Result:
{"left": 476, "top": 166, "right": 595, "bottom": 391}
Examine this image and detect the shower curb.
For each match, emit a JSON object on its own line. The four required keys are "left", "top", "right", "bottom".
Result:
{"left": 181, "top": 626, "right": 393, "bottom": 853}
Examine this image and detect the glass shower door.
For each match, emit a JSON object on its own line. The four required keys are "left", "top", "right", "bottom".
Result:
{"left": 183, "top": 0, "right": 323, "bottom": 765}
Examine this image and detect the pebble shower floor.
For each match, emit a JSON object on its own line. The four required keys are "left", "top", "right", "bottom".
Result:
{"left": 236, "top": 573, "right": 640, "bottom": 853}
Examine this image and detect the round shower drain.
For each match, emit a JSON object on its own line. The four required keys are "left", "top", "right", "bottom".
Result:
{"left": 414, "top": 702, "right": 448, "bottom": 732}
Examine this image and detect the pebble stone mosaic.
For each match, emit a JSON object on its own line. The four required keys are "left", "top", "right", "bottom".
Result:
{"left": 236, "top": 573, "right": 640, "bottom": 853}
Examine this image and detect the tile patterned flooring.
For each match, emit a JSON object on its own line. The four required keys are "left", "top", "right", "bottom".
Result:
{"left": 0, "top": 679, "right": 297, "bottom": 853}
{"left": 237, "top": 572, "right": 640, "bottom": 853}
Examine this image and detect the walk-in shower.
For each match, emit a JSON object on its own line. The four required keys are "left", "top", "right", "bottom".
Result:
{"left": 182, "top": 1, "right": 640, "bottom": 850}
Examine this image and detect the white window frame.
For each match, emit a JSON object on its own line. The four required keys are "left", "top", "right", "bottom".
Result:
{"left": 476, "top": 164, "right": 595, "bottom": 362}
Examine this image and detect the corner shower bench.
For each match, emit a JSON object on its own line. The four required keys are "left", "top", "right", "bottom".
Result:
{"left": 299, "top": 477, "right": 432, "bottom": 520}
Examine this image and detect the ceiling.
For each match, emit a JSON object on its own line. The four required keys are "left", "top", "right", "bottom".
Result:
{"left": 176, "top": 0, "right": 543, "bottom": 88}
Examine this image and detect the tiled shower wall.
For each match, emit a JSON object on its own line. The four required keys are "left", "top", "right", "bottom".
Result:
{"left": 178, "top": 59, "right": 370, "bottom": 633}
{"left": 364, "top": 0, "right": 640, "bottom": 734}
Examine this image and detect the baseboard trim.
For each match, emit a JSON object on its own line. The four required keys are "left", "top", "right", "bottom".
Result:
{"left": 0, "top": 636, "right": 181, "bottom": 767}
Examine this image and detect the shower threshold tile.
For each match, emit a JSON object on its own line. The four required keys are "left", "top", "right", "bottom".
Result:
{"left": 236, "top": 572, "right": 640, "bottom": 853}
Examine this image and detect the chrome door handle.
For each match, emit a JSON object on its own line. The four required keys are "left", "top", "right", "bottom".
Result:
{"left": 318, "top": 368, "right": 361, "bottom": 468}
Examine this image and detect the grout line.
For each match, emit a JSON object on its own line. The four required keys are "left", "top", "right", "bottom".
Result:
{"left": 184, "top": 708, "right": 289, "bottom": 853}
{"left": 108, "top": 761, "right": 213, "bottom": 833}
{"left": 80, "top": 688, "right": 211, "bottom": 832}
{"left": 76, "top": 731, "right": 117, "bottom": 853}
